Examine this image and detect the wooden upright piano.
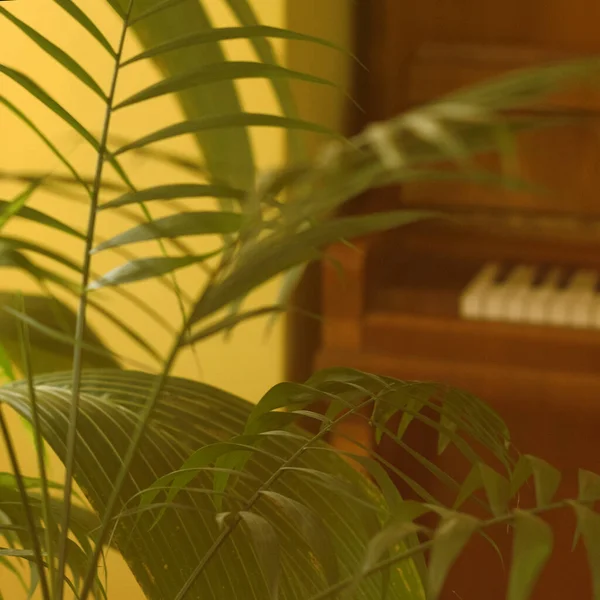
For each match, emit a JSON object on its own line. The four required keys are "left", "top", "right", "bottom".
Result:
{"left": 314, "top": 1, "right": 600, "bottom": 598}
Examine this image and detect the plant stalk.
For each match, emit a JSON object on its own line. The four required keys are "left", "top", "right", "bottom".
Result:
{"left": 0, "top": 406, "right": 51, "bottom": 600}
{"left": 56, "top": 2, "right": 134, "bottom": 597}
{"left": 78, "top": 306, "right": 191, "bottom": 600}
{"left": 17, "top": 299, "right": 55, "bottom": 597}
{"left": 308, "top": 498, "right": 581, "bottom": 599}
{"left": 174, "top": 397, "right": 375, "bottom": 600}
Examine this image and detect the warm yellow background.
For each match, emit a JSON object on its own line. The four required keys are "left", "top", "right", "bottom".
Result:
{"left": 0, "top": 0, "right": 352, "bottom": 597}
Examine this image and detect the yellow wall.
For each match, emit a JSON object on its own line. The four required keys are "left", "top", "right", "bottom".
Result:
{"left": 0, "top": 0, "right": 288, "bottom": 401}
{"left": 0, "top": 0, "right": 352, "bottom": 597}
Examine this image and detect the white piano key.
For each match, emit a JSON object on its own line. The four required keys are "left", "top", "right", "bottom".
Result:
{"left": 459, "top": 262, "right": 500, "bottom": 320}
{"left": 565, "top": 270, "right": 598, "bottom": 328}
{"left": 522, "top": 267, "right": 562, "bottom": 325}
{"left": 548, "top": 271, "right": 579, "bottom": 326}
{"left": 590, "top": 292, "right": 600, "bottom": 329}
{"left": 483, "top": 265, "right": 529, "bottom": 322}
{"left": 503, "top": 266, "right": 537, "bottom": 322}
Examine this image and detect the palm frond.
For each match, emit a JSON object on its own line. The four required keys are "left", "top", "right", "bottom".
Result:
{"left": 121, "top": 24, "right": 348, "bottom": 68}
{"left": 0, "top": 370, "right": 424, "bottom": 600}
{"left": 54, "top": 0, "right": 116, "bottom": 57}
{"left": 114, "top": 61, "right": 337, "bottom": 111}
{"left": 92, "top": 211, "right": 243, "bottom": 252}
{"left": 113, "top": 114, "right": 341, "bottom": 157}
{"left": 3, "top": 367, "right": 598, "bottom": 599}
{"left": 0, "top": 7, "right": 107, "bottom": 101}
{"left": 88, "top": 251, "right": 222, "bottom": 290}
{"left": 99, "top": 183, "right": 246, "bottom": 209}
{"left": 0, "top": 473, "right": 106, "bottom": 599}
{"left": 123, "top": 0, "right": 256, "bottom": 189}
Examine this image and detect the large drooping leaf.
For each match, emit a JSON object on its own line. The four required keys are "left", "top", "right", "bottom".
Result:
{"left": 132, "top": 365, "right": 525, "bottom": 600}
{"left": 0, "top": 370, "right": 425, "bottom": 600}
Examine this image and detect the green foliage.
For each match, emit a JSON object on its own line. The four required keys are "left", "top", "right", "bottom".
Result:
{"left": 507, "top": 512, "right": 553, "bottom": 600}
{"left": 0, "top": 370, "right": 424, "bottom": 600}
{"left": 0, "top": 294, "right": 119, "bottom": 374}
{"left": 0, "top": 473, "right": 106, "bottom": 599}
{"left": 427, "top": 512, "right": 479, "bottom": 600}
{"left": 1, "top": 1, "right": 600, "bottom": 600}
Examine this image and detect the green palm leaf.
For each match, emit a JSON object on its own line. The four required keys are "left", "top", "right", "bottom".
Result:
{"left": 0, "top": 370, "right": 424, "bottom": 600}
{"left": 0, "top": 199, "right": 84, "bottom": 239}
{"left": 190, "top": 210, "right": 433, "bottom": 324}
{"left": 0, "top": 96, "right": 91, "bottom": 195}
{"left": 0, "top": 64, "right": 133, "bottom": 190}
{"left": 92, "top": 211, "right": 243, "bottom": 252}
{"left": 0, "top": 7, "right": 107, "bottom": 101}
{"left": 114, "top": 62, "right": 336, "bottom": 111}
{"left": 121, "top": 0, "right": 256, "bottom": 189}
{"left": 54, "top": 0, "right": 116, "bottom": 57}
{"left": 88, "top": 252, "right": 222, "bottom": 289}
{"left": 0, "top": 473, "right": 106, "bottom": 599}
{"left": 114, "top": 114, "right": 341, "bottom": 156}
{"left": 121, "top": 25, "right": 347, "bottom": 68}
{"left": 99, "top": 183, "right": 246, "bottom": 210}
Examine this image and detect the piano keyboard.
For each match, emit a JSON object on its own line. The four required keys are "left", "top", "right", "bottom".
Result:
{"left": 459, "top": 263, "right": 600, "bottom": 329}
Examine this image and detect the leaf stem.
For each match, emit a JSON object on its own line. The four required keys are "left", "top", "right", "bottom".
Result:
{"left": 0, "top": 406, "right": 51, "bottom": 600}
{"left": 309, "top": 540, "right": 434, "bottom": 600}
{"left": 173, "top": 397, "right": 375, "bottom": 600}
{"left": 56, "top": 2, "right": 134, "bottom": 598}
{"left": 16, "top": 296, "right": 55, "bottom": 597}
{"left": 308, "top": 498, "right": 583, "bottom": 599}
{"left": 78, "top": 310, "right": 192, "bottom": 600}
